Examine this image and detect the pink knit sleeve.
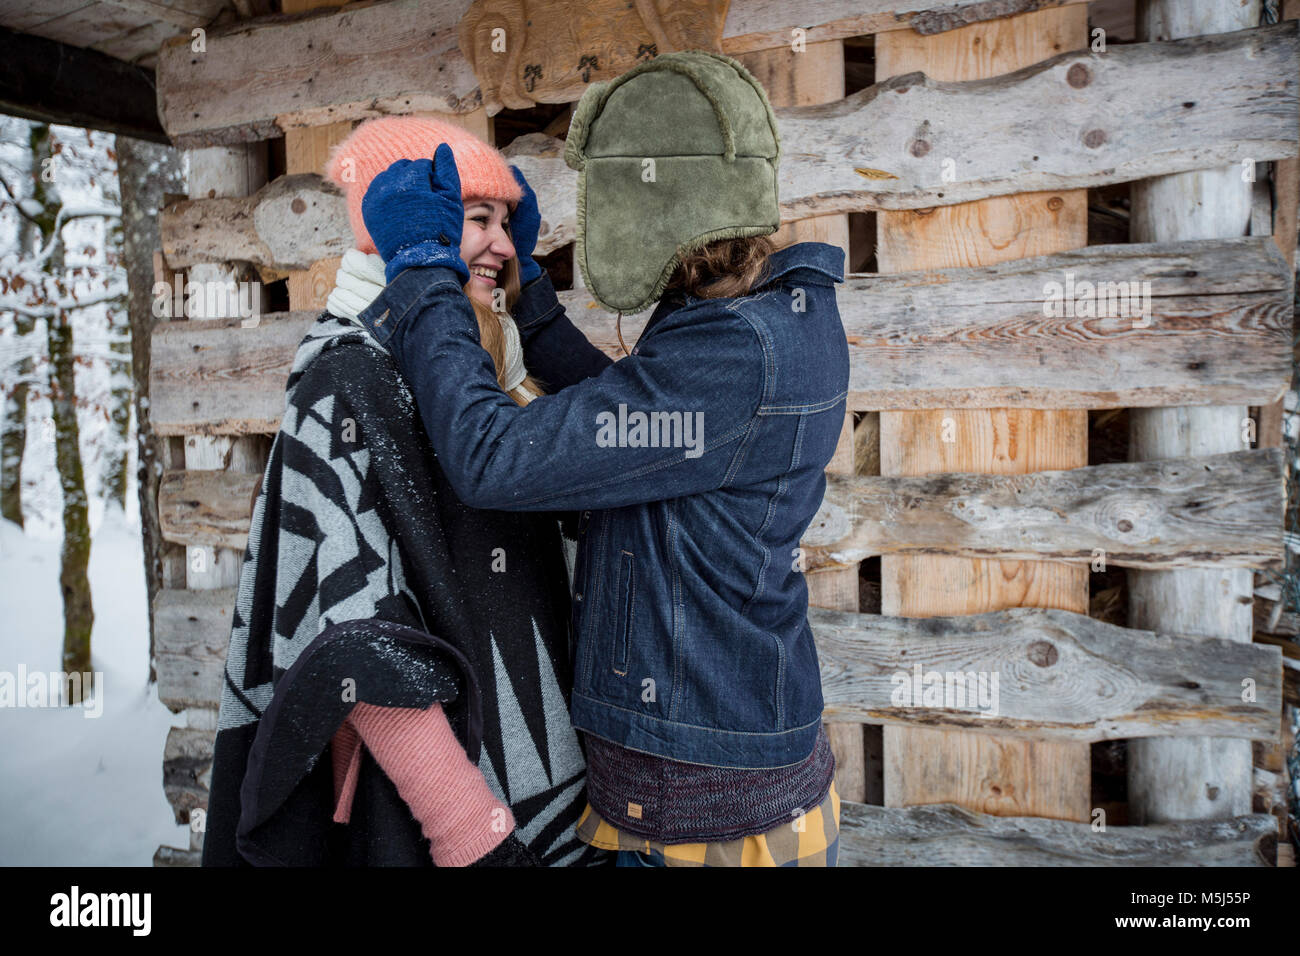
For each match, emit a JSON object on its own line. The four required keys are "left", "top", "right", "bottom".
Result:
{"left": 330, "top": 720, "right": 364, "bottom": 824}
{"left": 343, "top": 701, "right": 516, "bottom": 866}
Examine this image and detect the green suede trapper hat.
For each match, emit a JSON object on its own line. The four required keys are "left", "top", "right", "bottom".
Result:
{"left": 564, "top": 50, "right": 781, "bottom": 315}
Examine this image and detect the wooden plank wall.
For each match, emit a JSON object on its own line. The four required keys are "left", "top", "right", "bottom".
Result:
{"left": 147, "top": 0, "right": 1296, "bottom": 865}
{"left": 1264, "top": 0, "right": 1300, "bottom": 863}
{"left": 875, "top": 7, "right": 1092, "bottom": 823}
{"left": 159, "top": 142, "right": 269, "bottom": 864}
{"left": 734, "top": 41, "right": 868, "bottom": 803}
{"left": 1125, "top": 0, "right": 1287, "bottom": 859}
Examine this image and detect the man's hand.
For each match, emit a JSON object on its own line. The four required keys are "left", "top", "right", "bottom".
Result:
{"left": 361, "top": 143, "right": 470, "bottom": 285}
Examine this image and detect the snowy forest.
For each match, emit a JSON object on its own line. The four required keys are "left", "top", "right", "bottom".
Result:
{"left": 0, "top": 117, "right": 190, "bottom": 863}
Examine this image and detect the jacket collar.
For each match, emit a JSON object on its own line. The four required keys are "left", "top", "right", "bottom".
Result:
{"left": 753, "top": 241, "right": 845, "bottom": 291}
{"left": 666, "top": 241, "right": 847, "bottom": 307}
{"left": 637, "top": 241, "right": 845, "bottom": 344}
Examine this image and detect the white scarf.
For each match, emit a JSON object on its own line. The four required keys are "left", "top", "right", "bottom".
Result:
{"left": 326, "top": 249, "right": 537, "bottom": 402}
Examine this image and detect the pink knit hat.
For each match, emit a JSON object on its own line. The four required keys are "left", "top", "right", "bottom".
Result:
{"left": 324, "top": 116, "right": 523, "bottom": 255}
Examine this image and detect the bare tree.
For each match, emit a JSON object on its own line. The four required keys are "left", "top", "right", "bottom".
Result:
{"left": 0, "top": 122, "right": 125, "bottom": 702}
{"left": 0, "top": 121, "right": 38, "bottom": 526}
{"left": 117, "top": 135, "right": 185, "bottom": 680}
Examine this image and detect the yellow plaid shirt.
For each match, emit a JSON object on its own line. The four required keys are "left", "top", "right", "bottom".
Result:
{"left": 573, "top": 781, "right": 840, "bottom": 866}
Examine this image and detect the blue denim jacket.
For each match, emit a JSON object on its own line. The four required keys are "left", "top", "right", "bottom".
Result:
{"left": 357, "top": 241, "right": 849, "bottom": 768}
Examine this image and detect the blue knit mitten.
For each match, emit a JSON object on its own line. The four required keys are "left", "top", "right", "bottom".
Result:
{"left": 508, "top": 166, "right": 543, "bottom": 285}
{"left": 361, "top": 145, "right": 470, "bottom": 285}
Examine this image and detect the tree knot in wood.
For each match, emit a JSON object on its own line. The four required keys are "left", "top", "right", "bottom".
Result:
{"left": 1066, "top": 63, "right": 1091, "bottom": 89}
{"left": 1026, "top": 640, "right": 1058, "bottom": 667}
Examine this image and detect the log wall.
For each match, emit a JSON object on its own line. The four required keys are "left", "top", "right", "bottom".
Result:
{"left": 146, "top": 0, "right": 1298, "bottom": 866}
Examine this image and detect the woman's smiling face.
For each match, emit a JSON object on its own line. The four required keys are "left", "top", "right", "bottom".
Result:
{"left": 462, "top": 198, "right": 515, "bottom": 309}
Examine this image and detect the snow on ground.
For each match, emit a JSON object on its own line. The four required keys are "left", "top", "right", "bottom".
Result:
{"left": 0, "top": 509, "right": 190, "bottom": 865}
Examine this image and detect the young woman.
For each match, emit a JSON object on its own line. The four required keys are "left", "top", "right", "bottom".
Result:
{"left": 353, "top": 51, "right": 847, "bottom": 866}
{"left": 200, "top": 117, "right": 610, "bottom": 867}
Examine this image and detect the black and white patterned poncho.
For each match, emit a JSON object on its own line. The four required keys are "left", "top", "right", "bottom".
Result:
{"left": 200, "top": 312, "right": 607, "bottom": 867}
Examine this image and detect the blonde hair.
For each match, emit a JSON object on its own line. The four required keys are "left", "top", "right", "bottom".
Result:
{"left": 461, "top": 244, "right": 547, "bottom": 406}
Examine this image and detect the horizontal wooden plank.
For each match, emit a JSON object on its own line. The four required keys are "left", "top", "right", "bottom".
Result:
{"left": 569, "top": 237, "right": 1293, "bottom": 409}
{"left": 832, "top": 237, "right": 1292, "bottom": 409}
{"left": 154, "top": 587, "right": 238, "bottom": 711}
{"left": 811, "top": 603, "right": 1283, "bottom": 741}
{"left": 803, "top": 448, "right": 1285, "bottom": 572}
{"left": 148, "top": 237, "right": 1292, "bottom": 433}
{"left": 157, "top": 0, "right": 1089, "bottom": 148}
{"left": 160, "top": 138, "right": 573, "bottom": 267}
{"left": 150, "top": 311, "right": 315, "bottom": 436}
{"left": 0, "top": 23, "right": 169, "bottom": 144}
{"left": 152, "top": 584, "right": 1282, "bottom": 739}
{"left": 162, "top": 726, "right": 215, "bottom": 826}
{"left": 838, "top": 801, "right": 1277, "bottom": 865}
{"left": 1254, "top": 766, "right": 1289, "bottom": 817}
{"left": 152, "top": 845, "right": 203, "bottom": 867}
{"left": 779, "top": 21, "right": 1298, "bottom": 212}
{"left": 161, "top": 173, "right": 348, "bottom": 270}
{"left": 159, "top": 470, "right": 263, "bottom": 550}
{"left": 159, "top": 22, "right": 1299, "bottom": 264}
{"left": 723, "top": 0, "right": 1089, "bottom": 46}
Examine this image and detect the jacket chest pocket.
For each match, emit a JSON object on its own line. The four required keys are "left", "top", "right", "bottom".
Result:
{"left": 613, "top": 550, "right": 635, "bottom": 676}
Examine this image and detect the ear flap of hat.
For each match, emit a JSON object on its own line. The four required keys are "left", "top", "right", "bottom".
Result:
{"left": 564, "top": 80, "right": 611, "bottom": 172}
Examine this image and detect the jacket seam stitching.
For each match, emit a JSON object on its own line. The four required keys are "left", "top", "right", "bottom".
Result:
{"left": 668, "top": 501, "right": 684, "bottom": 723}
{"left": 505, "top": 420, "right": 752, "bottom": 509}
{"left": 575, "top": 693, "right": 823, "bottom": 737}
{"left": 719, "top": 306, "right": 771, "bottom": 486}
{"left": 758, "top": 391, "right": 848, "bottom": 414}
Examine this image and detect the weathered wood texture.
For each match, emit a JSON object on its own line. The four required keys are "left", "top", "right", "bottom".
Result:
{"left": 159, "top": 470, "right": 263, "bottom": 550}
{"left": 284, "top": 115, "right": 357, "bottom": 312}
{"left": 560, "top": 237, "right": 1292, "bottom": 412}
{"left": 162, "top": 726, "right": 214, "bottom": 826}
{"left": 837, "top": 237, "right": 1293, "bottom": 410}
{"left": 838, "top": 801, "right": 1278, "bottom": 865}
{"left": 802, "top": 448, "right": 1285, "bottom": 572}
{"left": 459, "top": 0, "right": 729, "bottom": 114}
{"left": 784, "top": 21, "right": 1298, "bottom": 211}
{"left": 152, "top": 846, "right": 204, "bottom": 867}
{"left": 153, "top": 587, "right": 238, "bottom": 712}
{"left": 158, "top": 22, "right": 1300, "bottom": 259}
{"left": 0, "top": 0, "right": 234, "bottom": 71}
{"left": 812, "top": 604, "right": 1282, "bottom": 741}
{"left": 161, "top": 173, "right": 347, "bottom": 271}
{"left": 147, "top": 237, "right": 1293, "bottom": 434}
{"left": 737, "top": 42, "right": 868, "bottom": 803}
{"left": 150, "top": 311, "right": 315, "bottom": 436}
{"left": 876, "top": 6, "right": 1093, "bottom": 824}
{"left": 155, "top": 0, "right": 1091, "bottom": 147}
{"left": 726, "top": 0, "right": 1087, "bottom": 43}
{"left": 1125, "top": 0, "right": 1263, "bottom": 830}
{"left": 151, "top": 444, "right": 1287, "bottom": 575}
{"left": 151, "top": 580, "right": 1282, "bottom": 738}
